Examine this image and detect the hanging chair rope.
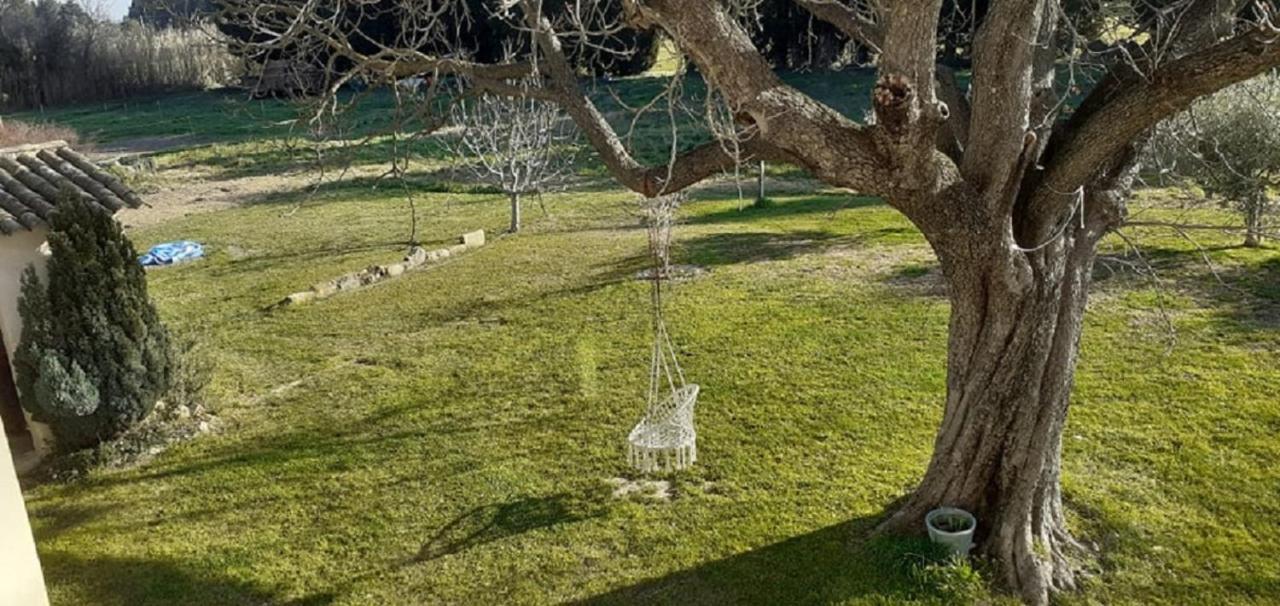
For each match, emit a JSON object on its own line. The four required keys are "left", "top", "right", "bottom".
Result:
{"left": 629, "top": 194, "right": 699, "bottom": 473}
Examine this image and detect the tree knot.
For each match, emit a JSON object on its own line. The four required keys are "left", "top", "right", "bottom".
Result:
{"left": 874, "top": 74, "right": 918, "bottom": 135}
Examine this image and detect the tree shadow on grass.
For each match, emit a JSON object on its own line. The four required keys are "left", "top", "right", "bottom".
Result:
{"left": 242, "top": 170, "right": 505, "bottom": 208}
{"left": 574, "top": 511, "right": 958, "bottom": 606}
{"left": 171, "top": 135, "right": 457, "bottom": 181}
{"left": 403, "top": 227, "right": 884, "bottom": 326}
{"left": 1094, "top": 244, "right": 1280, "bottom": 332}
{"left": 415, "top": 493, "right": 606, "bottom": 562}
{"left": 680, "top": 230, "right": 866, "bottom": 267}
{"left": 25, "top": 502, "right": 124, "bottom": 542}
{"left": 40, "top": 551, "right": 335, "bottom": 606}
{"left": 1063, "top": 492, "right": 1280, "bottom": 602}
{"left": 200, "top": 241, "right": 409, "bottom": 283}
{"left": 685, "top": 195, "right": 884, "bottom": 227}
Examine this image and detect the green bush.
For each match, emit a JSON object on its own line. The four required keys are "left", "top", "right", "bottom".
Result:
{"left": 14, "top": 192, "right": 173, "bottom": 452}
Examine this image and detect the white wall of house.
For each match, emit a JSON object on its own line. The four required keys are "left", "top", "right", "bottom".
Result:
{"left": 0, "top": 229, "right": 49, "bottom": 355}
{"left": 0, "top": 426, "right": 49, "bottom": 606}
{"left": 0, "top": 231, "right": 51, "bottom": 605}
{"left": 0, "top": 229, "right": 54, "bottom": 453}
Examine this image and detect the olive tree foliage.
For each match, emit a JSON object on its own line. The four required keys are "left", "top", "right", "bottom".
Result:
{"left": 443, "top": 83, "right": 579, "bottom": 233}
{"left": 1147, "top": 72, "right": 1280, "bottom": 247}
{"left": 221, "top": 0, "right": 1280, "bottom": 603}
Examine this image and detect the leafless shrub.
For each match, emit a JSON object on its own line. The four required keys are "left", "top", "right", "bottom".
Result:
{"left": 442, "top": 80, "right": 579, "bottom": 233}
{"left": 0, "top": 120, "right": 80, "bottom": 149}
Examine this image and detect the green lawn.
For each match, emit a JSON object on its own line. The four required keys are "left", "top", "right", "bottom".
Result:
{"left": 16, "top": 87, "right": 1280, "bottom": 605}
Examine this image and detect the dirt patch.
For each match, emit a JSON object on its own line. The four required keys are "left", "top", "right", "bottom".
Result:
{"left": 884, "top": 260, "right": 948, "bottom": 297}
{"left": 606, "top": 477, "right": 672, "bottom": 502}
{"left": 117, "top": 172, "right": 305, "bottom": 229}
{"left": 634, "top": 264, "right": 709, "bottom": 281}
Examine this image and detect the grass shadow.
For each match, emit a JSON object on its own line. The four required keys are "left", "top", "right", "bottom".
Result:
{"left": 680, "top": 231, "right": 863, "bottom": 267}
{"left": 415, "top": 493, "right": 606, "bottom": 562}
{"left": 574, "top": 511, "right": 960, "bottom": 605}
{"left": 685, "top": 195, "right": 883, "bottom": 227}
{"left": 40, "top": 551, "right": 335, "bottom": 606}
{"left": 1095, "top": 244, "right": 1280, "bottom": 331}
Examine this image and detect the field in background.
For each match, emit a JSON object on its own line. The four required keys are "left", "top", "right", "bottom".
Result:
{"left": 13, "top": 78, "right": 1280, "bottom": 605}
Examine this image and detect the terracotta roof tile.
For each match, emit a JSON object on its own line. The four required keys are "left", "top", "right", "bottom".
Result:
{"left": 0, "top": 141, "right": 142, "bottom": 235}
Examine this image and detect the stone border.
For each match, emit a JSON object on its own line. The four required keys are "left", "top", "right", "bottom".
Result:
{"left": 278, "top": 230, "right": 486, "bottom": 307}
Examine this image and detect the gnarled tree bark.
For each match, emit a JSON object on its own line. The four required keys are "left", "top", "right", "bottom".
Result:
{"left": 881, "top": 213, "right": 1112, "bottom": 604}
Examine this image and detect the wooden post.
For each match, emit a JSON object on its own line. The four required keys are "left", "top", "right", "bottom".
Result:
{"left": 756, "top": 160, "right": 766, "bottom": 204}
{"left": 510, "top": 192, "right": 522, "bottom": 233}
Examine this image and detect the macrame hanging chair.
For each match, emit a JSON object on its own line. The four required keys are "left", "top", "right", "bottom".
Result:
{"left": 628, "top": 194, "right": 699, "bottom": 473}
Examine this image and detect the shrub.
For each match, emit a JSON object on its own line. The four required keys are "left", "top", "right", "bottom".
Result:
{"left": 14, "top": 192, "right": 173, "bottom": 452}
{"left": 1148, "top": 73, "right": 1280, "bottom": 247}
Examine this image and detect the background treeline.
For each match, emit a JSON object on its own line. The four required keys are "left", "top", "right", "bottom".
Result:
{"left": 3, "top": 0, "right": 1254, "bottom": 110}
{"left": 212, "top": 0, "right": 662, "bottom": 80}
{"left": 129, "top": 0, "right": 217, "bottom": 28}
{"left": 0, "top": 0, "right": 238, "bottom": 111}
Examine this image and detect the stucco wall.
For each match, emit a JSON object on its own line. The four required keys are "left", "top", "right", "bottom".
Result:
{"left": 0, "top": 230, "right": 49, "bottom": 356}
{"left": 0, "top": 229, "right": 53, "bottom": 452}
{"left": 0, "top": 232, "right": 51, "bottom": 605}
{"left": 0, "top": 424, "right": 49, "bottom": 606}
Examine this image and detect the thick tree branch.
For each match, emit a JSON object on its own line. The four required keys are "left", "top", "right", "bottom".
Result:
{"left": 521, "top": 1, "right": 789, "bottom": 196}
{"left": 934, "top": 64, "right": 971, "bottom": 161}
{"left": 790, "top": 0, "right": 884, "bottom": 52}
{"left": 962, "top": 0, "right": 1049, "bottom": 202}
{"left": 879, "top": 0, "right": 945, "bottom": 103}
{"left": 1034, "top": 24, "right": 1280, "bottom": 220}
{"left": 632, "top": 0, "right": 898, "bottom": 201}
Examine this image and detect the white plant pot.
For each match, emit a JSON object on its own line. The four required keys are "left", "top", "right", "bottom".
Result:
{"left": 926, "top": 507, "right": 976, "bottom": 556}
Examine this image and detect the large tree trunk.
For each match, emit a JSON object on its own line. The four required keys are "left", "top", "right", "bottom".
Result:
{"left": 882, "top": 220, "right": 1101, "bottom": 606}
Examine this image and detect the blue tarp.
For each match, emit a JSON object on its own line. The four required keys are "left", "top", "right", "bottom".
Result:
{"left": 140, "top": 241, "right": 205, "bottom": 267}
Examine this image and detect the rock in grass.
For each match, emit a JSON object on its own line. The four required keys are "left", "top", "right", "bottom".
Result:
{"left": 282, "top": 291, "right": 317, "bottom": 306}
{"left": 312, "top": 282, "right": 338, "bottom": 298}
{"left": 334, "top": 274, "right": 362, "bottom": 291}
{"left": 405, "top": 247, "right": 428, "bottom": 267}
{"left": 460, "top": 230, "right": 486, "bottom": 248}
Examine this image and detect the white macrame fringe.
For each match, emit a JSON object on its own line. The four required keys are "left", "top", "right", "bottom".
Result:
{"left": 628, "top": 441, "right": 697, "bottom": 473}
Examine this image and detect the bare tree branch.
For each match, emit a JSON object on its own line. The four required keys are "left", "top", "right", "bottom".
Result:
{"left": 1033, "top": 17, "right": 1280, "bottom": 225}
{"left": 789, "top": 0, "right": 884, "bottom": 52}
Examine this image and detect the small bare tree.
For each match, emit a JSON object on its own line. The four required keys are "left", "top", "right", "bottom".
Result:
{"left": 1149, "top": 73, "right": 1280, "bottom": 247}
{"left": 445, "top": 85, "right": 579, "bottom": 233}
